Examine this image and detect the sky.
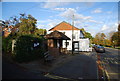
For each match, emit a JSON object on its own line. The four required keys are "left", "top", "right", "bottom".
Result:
{"left": 1, "top": 1, "right": 119, "bottom": 37}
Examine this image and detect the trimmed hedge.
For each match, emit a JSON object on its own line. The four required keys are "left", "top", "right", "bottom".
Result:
{"left": 13, "top": 35, "right": 47, "bottom": 63}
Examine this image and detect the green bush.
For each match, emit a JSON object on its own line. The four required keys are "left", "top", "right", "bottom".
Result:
{"left": 2, "top": 36, "right": 12, "bottom": 53}
{"left": 13, "top": 35, "right": 46, "bottom": 63}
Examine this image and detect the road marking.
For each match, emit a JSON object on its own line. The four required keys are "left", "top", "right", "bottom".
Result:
{"left": 44, "top": 73, "right": 73, "bottom": 80}
{"left": 104, "top": 70, "right": 110, "bottom": 81}
{"left": 108, "top": 73, "right": 120, "bottom": 75}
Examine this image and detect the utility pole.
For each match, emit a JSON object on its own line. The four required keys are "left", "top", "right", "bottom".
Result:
{"left": 72, "top": 14, "right": 74, "bottom": 55}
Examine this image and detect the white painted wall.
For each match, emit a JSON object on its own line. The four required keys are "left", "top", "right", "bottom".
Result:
{"left": 79, "top": 38, "right": 90, "bottom": 51}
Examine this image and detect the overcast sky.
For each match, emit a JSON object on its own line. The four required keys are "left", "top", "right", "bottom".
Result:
{"left": 1, "top": 1, "right": 119, "bottom": 37}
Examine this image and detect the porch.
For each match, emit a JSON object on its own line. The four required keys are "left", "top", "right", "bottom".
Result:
{"left": 44, "top": 31, "right": 71, "bottom": 57}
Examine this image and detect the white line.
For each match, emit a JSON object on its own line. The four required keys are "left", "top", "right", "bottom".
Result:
{"left": 108, "top": 73, "right": 120, "bottom": 75}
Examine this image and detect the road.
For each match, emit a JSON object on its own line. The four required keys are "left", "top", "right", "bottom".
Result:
{"left": 97, "top": 47, "right": 120, "bottom": 80}
{"left": 48, "top": 54, "right": 98, "bottom": 80}
{"left": 2, "top": 47, "right": 119, "bottom": 80}
{"left": 2, "top": 56, "right": 50, "bottom": 80}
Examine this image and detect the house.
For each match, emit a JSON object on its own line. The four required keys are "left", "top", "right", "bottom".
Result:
{"left": 2, "top": 26, "right": 19, "bottom": 37}
{"left": 44, "top": 30, "right": 71, "bottom": 57}
{"left": 46, "top": 21, "right": 91, "bottom": 53}
{"left": 2, "top": 27, "right": 11, "bottom": 37}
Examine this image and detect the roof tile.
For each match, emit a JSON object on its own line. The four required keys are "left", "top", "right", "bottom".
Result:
{"left": 49, "top": 21, "right": 80, "bottom": 31}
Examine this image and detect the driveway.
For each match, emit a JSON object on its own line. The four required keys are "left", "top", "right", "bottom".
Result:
{"left": 49, "top": 53, "right": 98, "bottom": 79}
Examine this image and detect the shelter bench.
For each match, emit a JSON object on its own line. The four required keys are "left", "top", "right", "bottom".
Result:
{"left": 43, "top": 51, "right": 54, "bottom": 62}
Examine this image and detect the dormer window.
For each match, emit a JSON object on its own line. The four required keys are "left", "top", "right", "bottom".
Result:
{"left": 80, "top": 30, "right": 84, "bottom": 38}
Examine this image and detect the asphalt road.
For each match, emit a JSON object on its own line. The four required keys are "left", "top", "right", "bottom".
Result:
{"left": 2, "top": 56, "right": 50, "bottom": 80}
{"left": 2, "top": 47, "right": 119, "bottom": 80}
{"left": 97, "top": 47, "right": 120, "bottom": 80}
{"left": 49, "top": 54, "right": 98, "bottom": 80}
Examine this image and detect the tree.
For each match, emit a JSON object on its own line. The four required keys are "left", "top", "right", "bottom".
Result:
{"left": 93, "top": 32, "right": 111, "bottom": 46}
{"left": 104, "top": 39, "right": 112, "bottom": 46}
{"left": 108, "top": 31, "right": 115, "bottom": 40}
{"left": 118, "top": 24, "right": 120, "bottom": 31}
{"left": 80, "top": 28, "right": 93, "bottom": 43}
{"left": 111, "top": 32, "right": 119, "bottom": 46}
{"left": 101, "top": 33, "right": 106, "bottom": 39}
{"left": 2, "top": 13, "right": 37, "bottom": 36}
{"left": 118, "top": 24, "right": 120, "bottom": 46}
{"left": 17, "top": 14, "right": 37, "bottom": 35}
{"left": 93, "top": 33, "right": 101, "bottom": 45}
{"left": 100, "top": 33, "right": 106, "bottom": 45}
{"left": 34, "top": 28, "right": 47, "bottom": 36}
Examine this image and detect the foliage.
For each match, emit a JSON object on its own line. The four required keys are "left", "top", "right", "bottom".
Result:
{"left": 118, "top": 24, "right": 120, "bottom": 46}
{"left": 118, "top": 24, "right": 120, "bottom": 31}
{"left": 34, "top": 28, "right": 47, "bottom": 36}
{"left": 2, "top": 36, "right": 12, "bottom": 53}
{"left": 2, "top": 13, "right": 48, "bottom": 62}
{"left": 17, "top": 14, "right": 37, "bottom": 35}
{"left": 93, "top": 32, "right": 112, "bottom": 46}
{"left": 104, "top": 39, "right": 112, "bottom": 47}
{"left": 13, "top": 35, "right": 47, "bottom": 63}
{"left": 80, "top": 28, "right": 93, "bottom": 43}
{"left": 2, "top": 14, "right": 37, "bottom": 35}
{"left": 111, "top": 32, "right": 119, "bottom": 46}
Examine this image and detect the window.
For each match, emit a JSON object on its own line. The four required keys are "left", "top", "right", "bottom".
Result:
{"left": 80, "top": 31, "right": 85, "bottom": 38}
{"left": 73, "top": 35, "right": 75, "bottom": 39}
{"left": 65, "top": 42, "right": 69, "bottom": 47}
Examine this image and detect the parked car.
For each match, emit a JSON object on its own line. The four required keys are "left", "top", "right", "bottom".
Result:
{"left": 94, "top": 45, "right": 105, "bottom": 53}
{"left": 93, "top": 45, "right": 98, "bottom": 49}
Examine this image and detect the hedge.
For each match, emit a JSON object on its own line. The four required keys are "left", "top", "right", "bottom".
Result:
{"left": 2, "top": 36, "right": 12, "bottom": 53}
{"left": 13, "top": 35, "right": 47, "bottom": 63}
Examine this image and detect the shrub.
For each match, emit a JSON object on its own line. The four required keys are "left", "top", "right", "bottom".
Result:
{"left": 13, "top": 35, "right": 47, "bottom": 63}
{"left": 2, "top": 36, "right": 12, "bottom": 53}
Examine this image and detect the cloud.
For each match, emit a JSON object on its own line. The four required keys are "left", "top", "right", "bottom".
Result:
{"left": 43, "top": 0, "right": 69, "bottom": 8}
{"left": 59, "top": 8, "right": 92, "bottom": 20}
{"left": 76, "top": 6, "right": 80, "bottom": 10}
{"left": 88, "top": 19, "right": 103, "bottom": 24}
{"left": 101, "top": 23, "right": 118, "bottom": 32}
{"left": 37, "top": 19, "right": 53, "bottom": 23}
{"left": 91, "top": 8, "right": 102, "bottom": 13}
{"left": 37, "top": 19, "right": 61, "bottom": 30}
{"left": 101, "top": 25, "right": 109, "bottom": 31}
{"left": 52, "top": 8, "right": 66, "bottom": 11}
{"left": 44, "top": 2, "right": 62, "bottom": 8}
{"left": 107, "top": 11, "right": 112, "bottom": 14}
{"left": 59, "top": 8, "right": 76, "bottom": 19}
{"left": 37, "top": 25, "right": 45, "bottom": 29}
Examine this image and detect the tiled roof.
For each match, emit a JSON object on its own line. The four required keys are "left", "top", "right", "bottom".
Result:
{"left": 44, "top": 30, "right": 70, "bottom": 40}
{"left": 49, "top": 21, "right": 80, "bottom": 31}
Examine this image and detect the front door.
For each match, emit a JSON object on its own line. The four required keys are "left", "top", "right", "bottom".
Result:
{"left": 73, "top": 41, "right": 79, "bottom": 52}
